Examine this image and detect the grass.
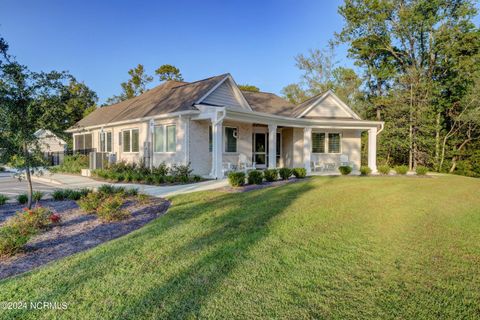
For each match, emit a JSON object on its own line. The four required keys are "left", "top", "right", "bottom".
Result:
{"left": 1, "top": 175, "right": 480, "bottom": 319}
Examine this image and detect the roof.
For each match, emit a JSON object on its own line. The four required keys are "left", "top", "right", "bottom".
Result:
{"left": 70, "top": 74, "right": 228, "bottom": 129}
{"left": 34, "top": 129, "right": 67, "bottom": 144}
{"left": 291, "top": 92, "right": 326, "bottom": 117}
{"left": 240, "top": 91, "right": 296, "bottom": 116}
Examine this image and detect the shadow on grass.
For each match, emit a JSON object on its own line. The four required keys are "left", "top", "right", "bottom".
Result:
{"left": 1, "top": 179, "right": 317, "bottom": 319}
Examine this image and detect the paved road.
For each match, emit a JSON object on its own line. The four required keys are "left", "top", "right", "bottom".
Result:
{"left": 0, "top": 172, "right": 59, "bottom": 199}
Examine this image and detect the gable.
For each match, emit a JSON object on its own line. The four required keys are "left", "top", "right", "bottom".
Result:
{"left": 199, "top": 76, "right": 251, "bottom": 110}
{"left": 298, "top": 91, "right": 360, "bottom": 120}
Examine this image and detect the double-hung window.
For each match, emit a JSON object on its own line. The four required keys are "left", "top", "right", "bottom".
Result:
{"left": 99, "top": 132, "right": 112, "bottom": 152}
{"left": 224, "top": 127, "right": 237, "bottom": 153}
{"left": 328, "top": 133, "right": 341, "bottom": 153}
{"left": 311, "top": 132, "right": 341, "bottom": 154}
{"left": 154, "top": 125, "right": 176, "bottom": 153}
{"left": 122, "top": 129, "right": 139, "bottom": 153}
{"left": 312, "top": 132, "right": 325, "bottom": 153}
{"left": 74, "top": 133, "right": 92, "bottom": 151}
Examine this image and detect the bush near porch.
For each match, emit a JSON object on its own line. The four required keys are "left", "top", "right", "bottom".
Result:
{"left": 50, "top": 154, "right": 88, "bottom": 174}
{"left": 228, "top": 168, "right": 305, "bottom": 187}
{"left": 92, "top": 161, "right": 201, "bottom": 185}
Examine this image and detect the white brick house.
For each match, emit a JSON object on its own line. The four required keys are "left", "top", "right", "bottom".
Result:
{"left": 66, "top": 74, "right": 383, "bottom": 178}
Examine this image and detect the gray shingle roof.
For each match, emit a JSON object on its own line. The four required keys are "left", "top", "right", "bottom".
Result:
{"left": 240, "top": 91, "right": 296, "bottom": 116}
{"left": 70, "top": 74, "right": 228, "bottom": 129}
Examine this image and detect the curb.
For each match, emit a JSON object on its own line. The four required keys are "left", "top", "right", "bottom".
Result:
{"left": 30, "top": 175, "right": 64, "bottom": 186}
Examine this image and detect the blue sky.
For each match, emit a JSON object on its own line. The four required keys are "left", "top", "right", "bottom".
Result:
{"left": 0, "top": 0, "right": 349, "bottom": 103}
{"left": 2, "top": 1, "right": 477, "bottom": 104}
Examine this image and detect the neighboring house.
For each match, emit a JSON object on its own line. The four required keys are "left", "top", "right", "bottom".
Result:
{"left": 66, "top": 74, "right": 383, "bottom": 178}
{"left": 34, "top": 129, "right": 67, "bottom": 153}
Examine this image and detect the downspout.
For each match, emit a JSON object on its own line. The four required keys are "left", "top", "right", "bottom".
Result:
{"left": 376, "top": 122, "right": 384, "bottom": 135}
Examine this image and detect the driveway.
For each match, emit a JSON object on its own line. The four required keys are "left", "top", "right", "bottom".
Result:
{"left": 0, "top": 172, "right": 59, "bottom": 199}
{"left": 30, "top": 172, "right": 228, "bottom": 198}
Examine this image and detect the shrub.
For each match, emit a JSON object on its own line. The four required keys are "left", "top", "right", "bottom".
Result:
{"left": 378, "top": 165, "right": 391, "bottom": 175}
{"left": 360, "top": 166, "right": 372, "bottom": 176}
{"left": 292, "top": 168, "right": 307, "bottom": 179}
{"left": 32, "top": 191, "right": 44, "bottom": 202}
{"left": 248, "top": 170, "right": 264, "bottom": 185}
{"left": 171, "top": 163, "right": 193, "bottom": 183}
{"left": 17, "top": 194, "right": 28, "bottom": 204}
{"left": 136, "top": 193, "right": 150, "bottom": 205}
{"left": 98, "top": 184, "right": 117, "bottom": 195}
{"left": 153, "top": 174, "right": 165, "bottom": 185}
{"left": 0, "top": 166, "right": 5, "bottom": 172}
{"left": 64, "top": 189, "right": 83, "bottom": 200}
{"left": 96, "top": 195, "right": 129, "bottom": 222}
{"left": 124, "top": 188, "right": 139, "bottom": 197}
{"left": 192, "top": 175, "right": 202, "bottom": 183}
{"left": 52, "top": 189, "right": 66, "bottom": 201}
{"left": 0, "top": 225, "right": 30, "bottom": 256}
{"left": 0, "top": 194, "right": 8, "bottom": 205}
{"left": 338, "top": 166, "right": 352, "bottom": 175}
{"left": 49, "top": 213, "right": 61, "bottom": 224}
{"left": 415, "top": 166, "right": 428, "bottom": 175}
{"left": 152, "top": 162, "right": 169, "bottom": 176}
{"left": 228, "top": 172, "right": 246, "bottom": 187}
{"left": 263, "top": 169, "right": 278, "bottom": 182}
{"left": 394, "top": 165, "right": 408, "bottom": 175}
{"left": 279, "top": 168, "right": 292, "bottom": 180}
{"left": 18, "top": 207, "right": 52, "bottom": 230}
{"left": 77, "top": 192, "right": 104, "bottom": 214}
{"left": 52, "top": 154, "right": 88, "bottom": 174}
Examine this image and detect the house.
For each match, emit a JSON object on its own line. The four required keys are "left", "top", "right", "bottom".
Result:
{"left": 66, "top": 74, "right": 383, "bottom": 178}
{"left": 34, "top": 129, "right": 67, "bottom": 153}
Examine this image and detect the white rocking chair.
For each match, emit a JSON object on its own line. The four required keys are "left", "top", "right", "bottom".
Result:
{"left": 238, "top": 154, "right": 256, "bottom": 173}
{"left": 340, "top": 155, "right": 351, "bottom": 167}
{"left": 312, "top": 161, "right": 324, "bottom": 172}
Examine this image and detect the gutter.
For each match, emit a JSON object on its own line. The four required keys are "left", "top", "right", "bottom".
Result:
{"left": 66, "top": 110, "right": 200, "bottom": 133}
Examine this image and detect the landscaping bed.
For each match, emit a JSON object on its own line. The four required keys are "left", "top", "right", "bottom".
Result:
{"left": 222, "top": 177, "right": 305, "bottom": 193}
{"left": 0, "top": 196, "right": 169, "bottom": 280}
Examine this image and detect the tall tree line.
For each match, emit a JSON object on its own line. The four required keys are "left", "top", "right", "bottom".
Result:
{"left": 284, "top": 0, "right": 480, "bottom": 176}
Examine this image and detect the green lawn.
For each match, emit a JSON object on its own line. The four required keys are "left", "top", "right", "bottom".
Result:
{"left": 1, "top": 175, "right": 480, "bottom": 319}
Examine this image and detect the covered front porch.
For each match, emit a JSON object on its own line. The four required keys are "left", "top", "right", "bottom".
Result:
{"left": 191, "top": 107, "right": 383, "bottom": 179}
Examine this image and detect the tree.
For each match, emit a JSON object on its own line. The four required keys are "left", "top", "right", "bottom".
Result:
{"left": 281, "top": 47, "right": 363, "bottom": 110}
{"left": 337, "top": 0, "right": 480, "bottom": 170}
{"left": 238, "top": 84, "right": 260, "bottom": 92}
{"left": 155, "top": 64, "right": 183, "bottom": 82}
{"left": 107, "top": 64, "right": 153, "bottom": 104}
{"left": 0, "top": 36, "right": 70, "bottom": 208}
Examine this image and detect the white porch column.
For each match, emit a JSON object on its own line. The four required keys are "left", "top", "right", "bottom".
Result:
{"left": 268, "top": 124, "right": 277, "bottom": 169}
{"left": 368, "top": 127, "right": 378, "bottom": 173}
{"left": 211, "top": 118, "right": 223, "bottom": 179}
{"left": 303, "top": 127, "right": 312, "bottom": 174}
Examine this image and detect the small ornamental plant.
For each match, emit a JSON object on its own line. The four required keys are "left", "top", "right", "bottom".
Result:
{"left": 0, "top": 194, "right": 8, "bottom": 205}
{"left": 292, "top": 168, "right": 307, "bottom": 178}
{"left": 415, "top": 166, "right": 428, "bottom": 175}
{"left": 248, "top": 170, "right": 264, "bottom": 185}
{"left": 49, "top": 213, "right": 61, "bottom": 224}
{"left": 338, "top": 166, "right": 352, "bottom": 175}
{"left": 96, "top": 195, "right": 130, "bottom": 222}
{"left": 77, "top": 192, "right": 105, "bottom": 214}
{"left": 394, "top": 165, "right": 408, "bottom": 175}
{"left": 360, "top": 166, "right": 372, "bottom": 176}
{"left": 228, "top": 172, "right": 246, "bottom": 187}
{"left": 279, "top": 168, "right": 292, "bottom": 180}
{"left": 263, "top": 169, "right": 278, "bottom": 182}
{"left": 378, "top": 165, "right": 391, "bottom": 175}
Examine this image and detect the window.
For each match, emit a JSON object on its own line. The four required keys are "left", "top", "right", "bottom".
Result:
{"left": 312, "top": 132, "right": 325, "bottom": 153}
{"left": 166, "top": 125, "right": 176, "bottom": 152}
{"left": 224, "top": 127, "right": 237, "bottom": 153}
{"left": 154, "top": 125, "right": 176, "bottom": 153}
{"left": 74, "top": 133, "right": 92, "bottom": 151}
{"left": 154, "top": 126, "right": 164, "bottom": 152}
{"left": 208, "top": 126, "right": 212, "bottom": 152}
{"left": 328, "top": 133, "right": 341, "bottom": 153}
{"left": 122, "top": 129, "right": 139, "bottom": 153}
{"left": 99, "top": 132, "right": 112, "bottom": 152}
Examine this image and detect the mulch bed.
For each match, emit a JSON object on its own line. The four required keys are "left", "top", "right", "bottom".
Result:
{"left": 222, "top": 177, "right": 306, "bottom": 193}
{"left": 0, "top": 198, "right": 170, "bottom": 280}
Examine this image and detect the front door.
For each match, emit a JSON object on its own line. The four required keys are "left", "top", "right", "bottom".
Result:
{"left": 253, "top": 132, "right": 268, "bottom": 168}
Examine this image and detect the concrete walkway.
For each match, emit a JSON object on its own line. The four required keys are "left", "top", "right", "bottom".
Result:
{"left": 31, "top": 173, "right": 228, "bottom": 198}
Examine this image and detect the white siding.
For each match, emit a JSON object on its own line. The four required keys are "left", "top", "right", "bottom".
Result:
{"left": 202, "top": 81, "right": 242, "bottom": 108}
{"left": 303, "top": 95, "right": 353, "bottom": 118}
